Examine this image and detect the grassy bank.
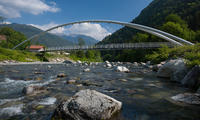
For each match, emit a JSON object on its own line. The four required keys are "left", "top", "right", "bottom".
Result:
{"left": 69, "top": 50, "right": 103, "bottom": 62}
{"left": 69, "top": 54, "right": 102, "bottom": 62}
{"left": 146, "top": 44, "right": 200, "bottom": 67}
{"left": 0, "top": 47, "right": 40, "bottom": 62}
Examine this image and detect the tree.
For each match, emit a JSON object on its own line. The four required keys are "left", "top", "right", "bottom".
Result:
{"left": 161, "top": 21, "right": 195, "bottom": 42}
{"left": 130, "top": 33, "right": 149, "bottom": 43}
{"left": 196, "top": 30, "right": 200, "bottom": 42}
{"left": 0, "top": 27, "right": 30, "bottom": 49}
{"left": 165, "top": 14, "right": 187, "bottom": 27}
{"left": 86, "top": 50, "right": 95, "bottom": 58}
{"left": 76, "top": 51, "right": 85, "bottom": 58}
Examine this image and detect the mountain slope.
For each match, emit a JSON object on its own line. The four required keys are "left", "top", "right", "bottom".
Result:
{"left": 61, "top": 34, "right": 99, "bottom": 45}
{"left": 0, "top": 23, "right": 73, "bottom": 47}
{"left": 99, "top": 0, "right": 200, "bottom": 44}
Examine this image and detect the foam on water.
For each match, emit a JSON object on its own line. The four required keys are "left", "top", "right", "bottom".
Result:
{"left": 29, "top": 78, "right": 56, "bottom": 86}
{"left": 38, "top": 97, "right": 57, "bottom": 105}
{"left": 0, "top": 104, "right": 24, "bottom": 116}
{"left": 0, "top": 78, "right": 35, "bottom": 96}
{"left": 0, "top": 78, "right": 35, "bottom": 88}
{"left": 0, "top": 77, "right": 56, "bottom": 97}
{"left": 131, "top": 77, "right": 143, "bottom": 81}
{"left": 0, "top": 97, "right": 24, "bottom": 105}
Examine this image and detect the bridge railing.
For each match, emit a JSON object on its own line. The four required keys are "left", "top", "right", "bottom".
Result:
{"left": 45, "top": 42, "right": 176, "bottom": 52}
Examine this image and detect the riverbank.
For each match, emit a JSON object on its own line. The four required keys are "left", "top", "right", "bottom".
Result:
{"left": 0, "top": 61, "right": 199, "bottom": 120}
{"left": 0, "top": 61, "right": 65, "bottom": 66}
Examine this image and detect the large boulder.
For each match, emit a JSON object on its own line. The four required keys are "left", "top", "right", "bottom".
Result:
{"left": 157, "top": 59, "right": 188, "bottom": 82}
{"left": 52, "top": 89, "right": 122, "bottom": 120}
{"left": 116, "top": 66, "right": 130, "bottom": 73}
{"left": 171, "top": 93, "right": 200, "bottom": 105}
{"left": 181, "top": 65, "right": 200, "bottom": 91}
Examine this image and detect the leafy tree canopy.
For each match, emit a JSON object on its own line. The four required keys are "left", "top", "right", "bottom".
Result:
{"left": 0, "top": 27, "right": 30, "bottom": 50}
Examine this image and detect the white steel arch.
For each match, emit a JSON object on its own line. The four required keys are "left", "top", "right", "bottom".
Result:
{"left": 13, "top": 20, "right": 194, "bottom": 49}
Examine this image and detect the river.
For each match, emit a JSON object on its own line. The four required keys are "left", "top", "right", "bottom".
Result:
{"left": 0, "top": 63, "right": 199, "bottom": 120}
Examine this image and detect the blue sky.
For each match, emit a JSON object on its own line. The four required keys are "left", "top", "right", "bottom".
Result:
{"left": 0, "top": 0, "right": 153, "bottom": 40}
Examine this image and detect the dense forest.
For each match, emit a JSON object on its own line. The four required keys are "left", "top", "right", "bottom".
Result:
{"left": 98, "top": 0, "right": 200, "bottom": 62}
{"left": 0, "top": 27, "right": 30, "bottom": 50}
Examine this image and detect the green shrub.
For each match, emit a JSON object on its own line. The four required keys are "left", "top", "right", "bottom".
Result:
{"left": 0, "top": 47, "right": 40, "bottom": 62}
{"left": 145, "top": 43, "right": 200, "bottom": 67}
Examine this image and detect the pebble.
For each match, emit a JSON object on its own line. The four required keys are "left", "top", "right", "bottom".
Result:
{"left": 57, "top": 73, "right": 67, "bottom": 78}
{"left": 66, "top": 80, "right": 76, "bottom": 84}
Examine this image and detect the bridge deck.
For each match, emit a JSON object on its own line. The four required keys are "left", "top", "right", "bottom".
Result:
{"left": 45, "top": 42, "right": 175, "bottom": 52}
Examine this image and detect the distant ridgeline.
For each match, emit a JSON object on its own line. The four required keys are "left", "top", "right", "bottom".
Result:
{"left": 98, "top": 0, "right": 200, "bottom": 62}
{"left": 0, "top": 23, "right": 74, "bottom": 47}
{"left": 0, "top": 23, "right": 99, "bottom": 48}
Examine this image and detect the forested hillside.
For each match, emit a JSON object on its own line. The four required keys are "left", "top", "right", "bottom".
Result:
{"left": 98, "top": 0, "right": 200, "bottom": 62}
{"left": 0, "top": 27, "right": 29, "bottom": 50}
{"left": 99, "top": 0, "right": 200, "bottom": 44}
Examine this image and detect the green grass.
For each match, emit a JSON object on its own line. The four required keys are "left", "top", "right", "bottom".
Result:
{"left": 146, "top": 43, "right": 200, "bottom": 67}
{"left": 0, "top": 47, "right": 40, "bottom": 62}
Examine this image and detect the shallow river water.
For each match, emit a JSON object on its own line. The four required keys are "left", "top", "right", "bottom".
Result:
{"left": 0, "top": 63, "right": 200, "bottom": 120}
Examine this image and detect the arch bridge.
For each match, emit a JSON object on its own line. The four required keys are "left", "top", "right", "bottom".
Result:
{"left": 13, "top": 20, "right": 194, "bottom": 50}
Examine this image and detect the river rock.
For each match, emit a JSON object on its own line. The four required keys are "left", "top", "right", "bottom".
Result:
{"left": 146, "top": 61, "right": 151, "bottom": 65}
{"left": 57, "top": 73, "right": 67, "bottom": 78}
{"left": 106, "top": 63, "right": 112, "bottom": 68}
{"left": 67, "top": 80, "right": 76, "bottom": 84}
{"left": 160, "top": 61, "right": 166, "bottom": 65}
{"left": 141, "top": 62, "right": 146, "bottom": 66}
{"left": 171, "top": 93, "right": 200, "bottom": 105}
{"left": 148, "top": 65, "right": 153, "bottom": 69}
{"left": 77, "top": 60, "right": 82, "bottom": 64}
{"left": 152, "top": 64, "right": 162, "bottom": 71}
{"left": 35, "top": 77, "right": 43, "bottom": 81}
{"left": 83, "top": 68, "right": 90, "bottom": 72}
{"left": 157, "top": 59, "right": 188, "bottom": 82}
{"left": 181, "top": 65, "right": 200, "bottom": 91}
{"left": 48, "top": 65, "right": 52, "bottom": 69}
{"left": 80, "top": 81, "right": 102, "bottom": 87}
{"left": 22, "top": 85, "right": 47, "bottom": 95}
{"left": 133, "top": 62, "right": 139, "bottom": 67}
{"left": 63, "top": 60, "right": 74, "bottom": 64}
{"left": 52, "top": 89, "right": 122, "bottom": 120}
{"left": 105, "top": 61, "right": 110, "bottom": 64}
{"left": 120, "top": 79, "right": 127, "bottom": 82}
{"left": 116, "top": 66, "right": 130, "bottom": 73}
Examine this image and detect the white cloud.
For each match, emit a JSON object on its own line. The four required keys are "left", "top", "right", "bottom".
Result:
{"left": 66, "top": 23, "right": 111, "bottom": 40}
{"left": 3, "top": 21, "right": 11, "bottom": 24}
{"left": 0, "top": 0, "right": 60, "bottom": 18}
{"left": 30, "top": 22, "right": 65, "bottom": 35}
{"left": 30, "top": 22, "right": 112, "bottom": 41}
